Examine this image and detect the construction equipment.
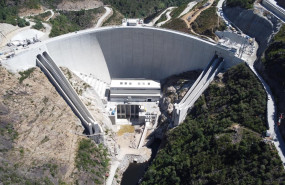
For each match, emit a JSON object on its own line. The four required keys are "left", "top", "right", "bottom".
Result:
{"left": 278, "top": 113, "right": 284, "bottom": 126}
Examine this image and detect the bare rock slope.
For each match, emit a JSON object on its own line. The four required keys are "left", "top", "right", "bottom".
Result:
{"left": 0, "top": 66, "right": 84, "bottom": 184}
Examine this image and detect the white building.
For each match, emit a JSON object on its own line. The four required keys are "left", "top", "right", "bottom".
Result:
{"left": 122, "top": 18, "right": 144, "bottom": 26}
{"left": 110, "top": 79, "right": 161, "bottom": 102}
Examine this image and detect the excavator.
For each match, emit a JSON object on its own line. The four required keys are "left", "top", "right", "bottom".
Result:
{"left": 278, "top": 113, "right": 284, "bottom": 126}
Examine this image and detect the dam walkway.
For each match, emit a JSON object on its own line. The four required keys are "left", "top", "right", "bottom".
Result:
{"left": 36, "top": 52, "right": 103, "bottom": 142}
{"left": 173, "top": 55, "right": 224, "bottom": 125}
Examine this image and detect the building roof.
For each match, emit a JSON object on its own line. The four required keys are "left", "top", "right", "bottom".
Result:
{"left": 111, "top": 79, "right": 160, "bottom": 89}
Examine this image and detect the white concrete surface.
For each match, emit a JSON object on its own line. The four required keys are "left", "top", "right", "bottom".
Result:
{"left": 137, "top": 122, "right": 150, "bottom": 149}
{"left": 2, "top": 26, "right": 242, "bottom": 85}
{"left": 11, "top": 29, "right": 44, "bottom": 41}
{"left": 178, "top": 1, "right": 198, "bottom": 18}
{"left": 157, "top": 7, "right": 176, "bottom": 27}
{"left": 173, "top": 57, "right": 224, "bottom": 125}
{"left": 106, "top": 161, "right": 120, "bottom": 185}
{"left": 95, "top": 6, "right": 112, "bottom": 28}
{"left": 39, "top": 22, "right": 52, "bottom": 41}
{"left": 217, "top": 0, "right": 225, "bottom": 10}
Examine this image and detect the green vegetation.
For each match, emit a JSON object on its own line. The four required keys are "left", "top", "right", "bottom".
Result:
{"left": 50, "top": 8, "right": 104, "bottom": 37}
{"left": 17, "top": 18, "right": 30, "bottom": 27}
{"left": 0, "top": 123, "right": 18, "bottom": 141}
{"left": 47, "top": 163, "right": 58, "bottom": 177}
{"left": 0, "top": 1, "right": 36, "bottom": 26}
{"left": 141, "top": 64, "right": 285, "bottom": 185}
{"left": 32, "top": 11, "right": 52, "bottom": 21}
{"left": 103, "top": 8, "right": 124, "bottom": 26}
{"left": 76, "top": 138, "right": 110, "bottom": 184}
{"left": 226, "top": 0, "right": 255, "bottom": 9}
{"left": 162, "top": 18, "right": 189, "bottom": 33}
{"left": 276, "top": 0, "right": 285, "bottom": 9}
{"left": 262, "top": 25, "right": 285, "bottom": 87}
{"left": 102, "top": 0, "right": 190, "bottom": 18}
{"left": 41, "top": 136, "right": 50, "bottom": 144}
{"left": 191, "top": 7, "right": 226, "bottom": 39}
{"left": 117, "top": 125, "right": 135, "bottom": 136}
{"left": 23, "top": 0, "right": 41, "bottom": 9}
{"left": 155, "top": 11, "right": 169, "bottom": 25}
{"left": 144, "top": 9, "right": 165, "bottom": 23}
{"left": 32, "top": 20, "right": 45, "bottom": 30}
{"left": 18, "top": 68, "right": 35, "bottom": 84}
{"left": 170, "top": 4, "right": 187, "bottom": 18}
{"left": 19, "top": 148, "right": 24, "bottom": 156}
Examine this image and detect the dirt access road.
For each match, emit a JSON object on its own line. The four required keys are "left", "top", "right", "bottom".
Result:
{"left": 182, "top": 0, "right": 215, "bottom": 28}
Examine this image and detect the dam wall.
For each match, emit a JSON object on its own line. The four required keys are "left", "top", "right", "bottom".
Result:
{"left": 3, "top": 26, "right": 242, "bottom": 83}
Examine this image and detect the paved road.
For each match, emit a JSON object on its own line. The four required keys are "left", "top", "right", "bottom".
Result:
{"left": 157, "top": 7, "right": 176, "bottom": 27}
{"left": 145, "top": 7, "right": 176, "bottom": 27}
{"left": 106, "top": 161, "right": 120, "bottom": 185}
{"left": 46, "top": 10, "right": 54, "bottom": 21}
{"left": 96, "top": 6, "right": 113, "bottom": 28}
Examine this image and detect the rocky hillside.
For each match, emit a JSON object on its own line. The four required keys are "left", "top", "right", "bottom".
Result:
{"left": 223, "top": 5, "right": 280, "bottom": 57}
{"left": 0, "top": 66, "right": 109, "bottom": 184}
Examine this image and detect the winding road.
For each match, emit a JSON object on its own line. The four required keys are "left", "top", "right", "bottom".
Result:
{"left": 145, "top": 7, "right": 176, "bottom": 27}
{"left": 45, "top": 10, "right": 54, "bottom": 21}
{"left": 95, "top": 6, "right": 113, "bottom": 28}
{"left": 156, "top": 7, "right": 176, "bottom": 27}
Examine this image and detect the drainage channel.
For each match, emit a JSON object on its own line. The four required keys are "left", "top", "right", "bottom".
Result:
{"left": 121, "top": 138, "right": 162, "bottom": 185}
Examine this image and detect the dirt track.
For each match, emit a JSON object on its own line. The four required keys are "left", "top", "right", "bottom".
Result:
{"left": 182, "top": 0, "right": 215, "bottom": 28}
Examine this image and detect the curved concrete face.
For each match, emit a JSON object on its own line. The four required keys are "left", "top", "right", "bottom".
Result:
{"left": 43, "top": 27, "right": 241, "bottom": 83}
{"left": 3, "top": 26, "right": 242, "bottom": 82}
{"left": 46, "top": 31, "right": 111, "bottom": 83}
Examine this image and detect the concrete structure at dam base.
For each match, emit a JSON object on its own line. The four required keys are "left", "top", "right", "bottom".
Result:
{"left": 2, "top": 26, "right": 244, "bottom": 134}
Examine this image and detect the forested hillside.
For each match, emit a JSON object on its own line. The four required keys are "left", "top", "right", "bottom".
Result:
{"left": 261, "top": 24, "right": 285, "bottom": 139}
{"left": 102, "top": 0, "right": 190, "bottom": 18}
{"left": 226, "top": 0, "right": 255, "bottom": 9}
{"left": 0, "top": 0, "right": 32, "bottom": 26}
{"left": 49, "top": 7, "right": 105, "bottom": 37}
{"left": 276, "top": 0, "right": 285, "bottom": 9}
{"left": 263, "top": 25, "right": 285, "bottom": 89}
{"left": 141, "top": 64, "right": 285, "bottom": 185}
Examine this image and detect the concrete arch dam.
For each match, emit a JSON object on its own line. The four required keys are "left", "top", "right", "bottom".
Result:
{"left": 3, "top": 26, "right": 243, "bottom": 132}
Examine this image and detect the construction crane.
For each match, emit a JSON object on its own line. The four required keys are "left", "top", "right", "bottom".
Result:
{"left": 278, "top": 113, "right": 284, "bottom": 126}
